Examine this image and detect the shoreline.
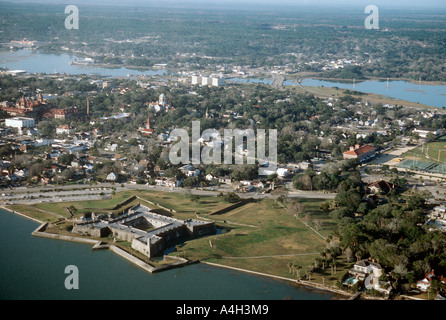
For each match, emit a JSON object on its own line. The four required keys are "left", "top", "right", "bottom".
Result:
{"left": 201, "top": 261, "right": 353, "bottom": 300}
{"left": 0, "top": 205, "right": 357, "bottom": 300}
{"left": 297, "top": 74, "right": 446, "bottom": 87}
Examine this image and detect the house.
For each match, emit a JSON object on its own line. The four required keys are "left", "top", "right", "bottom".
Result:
{"left": 105, "top": 143, "right": 118, "bottom": 152}
{"left": 349, "top": 259, "right": 383, "bottom": 281}
{"left": 349, "top": 259, "right": 389, "bottom": 293}
{"left": 113, "top": 154, "right": 127, "bottom": 162}
{"left": 343, "top": 144, "right": 377, "bottom": 162}
{"left": 106, "top": 172, "right": 118, "bottom": 182}
{"left": 218, "top": 176, "right": 233, "bottom": 185}
{"left": 432, "top": 206, "right": 446, "bottom": 219}
{"left": 205, "top": 174, "right": 216, "bottom": 182}
{"left": 180, "top": 164, "right": 200, "bottom": 177}
{"left": 276, "top": 167, "right": 290, "bottom": 178}
{"left": 138, "top": 160, "right": 150, "bottom": 169}
{"left": 155, "top": 177, "right": 180, "bottom": 188}
{"left": 252, "top": 180, "right": 266, "bottom": 189}
{"left": 367, "top": 180, "right": 396, "bottom": 194}
{"left": 413, "top": 127, "right": 441, "bottom": 139}
{"left": 417, "top": 270, "right": 446, "bottom": 292}
{"left": 56, "top": 124, "right": 74, "bottom": 135}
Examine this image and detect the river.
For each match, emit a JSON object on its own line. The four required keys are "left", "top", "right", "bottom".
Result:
{"left": 229, "top": 77, "right": 446, "bottom": 109}
{"left": 0, "top": 49, "right": 165, "bottom": 77}
{"left": 0, "top": 208, "right": 338, "bottom": 300}
{"left": 300, "top": 78, "right": 446, "bottom": 109}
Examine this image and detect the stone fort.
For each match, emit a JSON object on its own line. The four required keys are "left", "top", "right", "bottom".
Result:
{"left": 72, "top": 204, "right": 215, "bottom": 257}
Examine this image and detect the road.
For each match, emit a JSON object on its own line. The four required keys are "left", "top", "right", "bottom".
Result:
{"left": 1, "top": 182, "right": 336, "bottom": 205}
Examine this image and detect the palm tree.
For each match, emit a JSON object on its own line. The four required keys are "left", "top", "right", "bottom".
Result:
{"left": 320, "top": 251, "right": 327, "bottom": 270}
{"left": 295, "top": 264, "right": 302, "bottom": 280}
{"left": 287, "top": 262, "right": 293, "bottom": 274}
{"left": 331, "top": 257, "right": 337, "bottom": 275}
{"left": 306, "top": 267, "right": 313, "bottom": 281}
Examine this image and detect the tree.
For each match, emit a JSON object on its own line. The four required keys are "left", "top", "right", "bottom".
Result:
{"left": 190, "top": 195, "right": 200, "bottom": 203}
{"left": 335, "top": 189, "right": 362, "bottom": 212}
{"left": 407, "top": 195, "right": 426, "bottom": 210}
{"left": 320, "top": 201, "right": 331, "bottom": 212}
{"left": 426, "top": 132, "right": 436, "bottom": 142}
{"left": 288, "top": 201, "right": 305, "bottom": 218}
{"left": 224, "top": 192, "right": 241, "bottom": 203}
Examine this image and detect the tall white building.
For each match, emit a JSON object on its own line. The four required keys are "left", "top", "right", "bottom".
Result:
{"left": 191, "top": 75, "right": 225, "bottom": 87}
{"left": 212, "top": 77, "right": 225, "bottom": 87}
{"left": 5, "top": 117, "right": 35, "bottom": 133}
{"left": 191, "top": 75, "right": 202, "bottom": 85}
{"left": 201, "top": 76, "right": 211, "bottom": 86}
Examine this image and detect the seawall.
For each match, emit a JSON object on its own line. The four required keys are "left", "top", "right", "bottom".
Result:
{"left": 201, "top": 261, "right": 352, "bottom": 299}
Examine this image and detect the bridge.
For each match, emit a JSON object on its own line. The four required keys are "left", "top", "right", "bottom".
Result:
{"left": 271, "top": 75, "right": 284, "bottom": 88}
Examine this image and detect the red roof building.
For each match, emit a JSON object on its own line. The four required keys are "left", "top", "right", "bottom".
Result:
{"left": 139, "top": 118, "right": 154, "bottom": 136}
{"left": 343, "top": 144, "right": 377, "bottom": 161}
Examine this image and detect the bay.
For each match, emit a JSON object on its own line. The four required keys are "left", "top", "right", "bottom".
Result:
{"left": 0, "top": 209, "right": 338, "bottom": 300}
{"left": 227, "top": 77, "right": 446, "bottom": 109}
{"left": 0, "top": 49, "right": 165, "bottom": 78}
{"left": 300, "top": 78, "right": 446, "bottom": 109}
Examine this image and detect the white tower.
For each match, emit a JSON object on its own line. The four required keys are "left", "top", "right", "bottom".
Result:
{"left": 159, "top": 94, "right": 167, "bottom": 106}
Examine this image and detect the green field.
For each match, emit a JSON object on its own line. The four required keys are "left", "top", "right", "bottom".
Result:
{"left": 402, "top": 135, "right": 446, "bottom": 163}
{"left": 12, "top": 190, "right": 231, "bottom": 221}
{"left": 398, "top": 136, "right": 446, "bottom": 175}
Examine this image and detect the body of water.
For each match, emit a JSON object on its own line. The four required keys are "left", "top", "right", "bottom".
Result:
{"left": 229, "top": 77, "right": 446, "bottom": 109}
{"left": 300, "top": 78, "right": 446, "bottom": 109}
{"left": 0, "top": 209, "right": 338, "bottom": 300}
{"left": 0, "top": 49, "right": 165, "bottom": 78}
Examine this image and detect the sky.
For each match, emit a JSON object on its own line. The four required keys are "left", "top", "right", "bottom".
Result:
{"left": 5, "top": 0, "right": 446, "bottom": 9}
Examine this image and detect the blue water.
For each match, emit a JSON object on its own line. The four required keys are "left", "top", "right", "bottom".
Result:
{"left": 227, "top": 77, "right": 446, "bottom": 109}
{"left": 0, "top": 209, "right": 338, "bottom": 300}
{"left": 0, "top": 49, "right": 165, "bottom": 77}
{"left": 301, "top": 78, "right": 446, "bottom": 109}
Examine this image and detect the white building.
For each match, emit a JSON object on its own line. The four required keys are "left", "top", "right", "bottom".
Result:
{"left": 5, "top": 117, "right": 35, "bottom": 130}
{"left": 201, "top": 76, "right": 211, "bottom": 86}
{"left": 192, "top": 75, "right": 225, "bottom": 87}
{"left": 276, "top": 168, "right": 290, "bottom": 178}
{"left": 211, "top": 77, "right": 225, "bottom": 87}
{"left": 106, "top": 172, "right": 118, "bottom": 182}
{"left": 191, "top": 75, "right": 202, "bottom": 85}
{"left": 413, "top": 127, "right": 441, "bottom": 138}
{"left": 56, "top": 124, "right": 74, "bottom": 135}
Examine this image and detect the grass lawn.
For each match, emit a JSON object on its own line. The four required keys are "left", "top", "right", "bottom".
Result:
{"left": 402, "top": 135, "right": 446, "bottom": 163}
{"left": 7, "top": 204, "right": 58, "bottom": 222}
{"left": 28, "top": 190, "right": 230, "bottom": 220}
{"left": 176, "top": 198, "right": 342, "bottom": 281}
